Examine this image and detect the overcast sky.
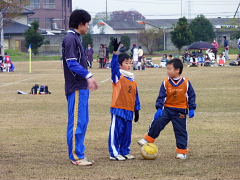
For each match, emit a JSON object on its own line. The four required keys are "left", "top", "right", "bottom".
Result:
{"left": 72, "top": 0, "right": 239, "bottom": 19}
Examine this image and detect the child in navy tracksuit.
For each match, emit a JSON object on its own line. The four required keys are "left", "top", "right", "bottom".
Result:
{"left": 108, "top": 38, "right": 141, "bottom": 161}
{"left": 138, "top": 58, "right": 196, "bottom": 159}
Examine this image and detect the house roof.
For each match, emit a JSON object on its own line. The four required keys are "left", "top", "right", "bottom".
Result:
{"left": 105, "top": 20, "right": 145, "bottom": 30}
{"left": 3, "top": 20, "right": 30, "bottom": 35}
{"left": 144, "top": 18, "right": 235, "bottom": 28}
{"left": 21, "top": 8, "right": 35, "bottom": 15}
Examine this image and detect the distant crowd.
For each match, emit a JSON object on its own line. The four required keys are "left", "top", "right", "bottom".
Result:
{"left": 0, "top": 53, "right": 15, "bottom": 72}
{"left": 85, "top": 36, "right": 240, "bottom": 70}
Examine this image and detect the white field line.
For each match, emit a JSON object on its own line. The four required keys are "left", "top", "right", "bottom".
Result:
{"left": 100, "top": 77, "right": 111, "bottom": 83}
{"left": 0, "top": 78, "right": 31, "bottom": 88}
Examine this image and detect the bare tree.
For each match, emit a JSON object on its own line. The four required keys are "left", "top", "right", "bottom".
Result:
{"left": 137, "top": 29, "right": 163, "bottom": 54}
{"left": 0, "top": 0, "right": 29, "bottom": 56}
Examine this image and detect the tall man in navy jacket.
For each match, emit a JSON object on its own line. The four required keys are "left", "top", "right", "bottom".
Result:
{"left": 62, "top": 9, "right": 98, "bottom": 166}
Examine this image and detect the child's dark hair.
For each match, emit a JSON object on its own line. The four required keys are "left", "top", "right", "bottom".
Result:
{"left": 167, "top": 58, "right": 183, "bottom": 74}
{"left": 118, "top": 53, "right": 130, "bottom": 65}
{"left": 69, "top": 9, "right": 91, "bottom": 29}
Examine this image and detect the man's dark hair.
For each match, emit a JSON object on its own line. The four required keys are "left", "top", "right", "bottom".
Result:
{"left": 169, "top": 54, "right": 173, "bottom": 58}
{"left": 223, "top": 36, "right": 226, "bottom": 39}
{"left": 69, "top": 9, "right": 91, "bottom": 29}
{"left": 118, "top": 53, "right": 130, "bottom": 65}
{"left": 167, "top": 58, "right": 183, "bottom": 74}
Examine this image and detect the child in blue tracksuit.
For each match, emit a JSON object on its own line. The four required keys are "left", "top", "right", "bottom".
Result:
{"left": 138, "top": 58, "right": 196, "bottom": 159}
{"left": 108, "top": 38, "right": 141, "bottom": 161}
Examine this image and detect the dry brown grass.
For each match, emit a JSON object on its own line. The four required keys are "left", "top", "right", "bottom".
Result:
{"left": 0, "top": 60, "right": 240, "bottom": 180}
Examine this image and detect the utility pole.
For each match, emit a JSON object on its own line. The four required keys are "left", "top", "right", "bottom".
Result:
{"left": 233, "top": 2, "right": 240, "bottom": 28}
{"left": 188, "top": 1, "right": 191, "bottom": 19}
{"left": 0, "top": 11, "right": 4, "bottom": 56}
{"left": 181, "top": 0, "right": 183, "bottom": 17}
{"left": 106, "top": 0, "right": 108, "bottom": 21}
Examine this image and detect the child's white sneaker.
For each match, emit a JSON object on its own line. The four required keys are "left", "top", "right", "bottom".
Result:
{"left": 137, "top": 138, "right": 148, "bottom": 146}
{"left": 110, "top": 155, "right": 126, "bottom": 161}
{"left": 124, "top": 154, "right": 135, "bottom": 160}
{"left": 176, "top": 153, "right": 188, "bottom": 159}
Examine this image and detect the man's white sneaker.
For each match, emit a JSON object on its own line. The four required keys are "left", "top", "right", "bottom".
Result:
{"left": 71, "top": 158, "right": 93, "bottom": 166}
{"left": 124, "top": 154, "right": 135, "bottom": 160}
{"left": 176, "top": 153, "right": 188, "bottom": 159}
{"left": 110, "top": 155, "right": 126, "bottom": 161}
{"left": 137, "top": 138, "right": 148, "bottom": 146}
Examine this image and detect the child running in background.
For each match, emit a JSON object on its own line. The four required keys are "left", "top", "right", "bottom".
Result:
{"left": 138, "top": 58, "right": 196, "bottom": 160}
{"left": 109, "top": 38, "right": 141, "bottom": 161}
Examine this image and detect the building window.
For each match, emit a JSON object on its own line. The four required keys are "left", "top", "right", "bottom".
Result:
{"left": 27, "top": 0, "right": 40, "bottom": 9}
{"left": 45, "top": 18, "right": 54, "bottom": 29}
{"left": 43, "top": 0, "right": 56, "bottom": 9}
{"left": 28, "top": 18, "right": 39, "bottom": 25}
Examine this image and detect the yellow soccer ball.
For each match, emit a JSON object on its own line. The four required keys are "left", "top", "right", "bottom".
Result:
{"left": 141, "top": 143, "right": 158, "bottom": 160}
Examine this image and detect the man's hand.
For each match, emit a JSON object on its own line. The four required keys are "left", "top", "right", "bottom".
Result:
{"left": 87, "top": 77, "right": 98, "bottom": 91}
{"left": 189, "top": 110, "right": 195, "bottom": 118}
{"left": 154, "top": 109, "right": 163, "bottom": 120}
{"left": 111, "top": 38, "right": 121, "bottom": 52}
{"left": 134, "top": 110, "right": 139, "bottom": 123}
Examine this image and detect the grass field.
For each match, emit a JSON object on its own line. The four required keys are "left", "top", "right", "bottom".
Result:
{"left": 0, "top": 60, "right": 240, "bottom": 180}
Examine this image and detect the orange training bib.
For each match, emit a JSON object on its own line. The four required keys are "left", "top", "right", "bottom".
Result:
{"left": 164, "top": 78, "right": 189, "bottom": 109}
{"left": 111, "top": 76, "right": 137, "bottom": 111}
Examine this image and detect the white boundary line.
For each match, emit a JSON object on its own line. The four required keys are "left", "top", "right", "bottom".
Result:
{"left": 0, "top": 78, "right": 31, "bottom": 88}
{"left": 99, "top": 77, "right": 111, "bottom": 83}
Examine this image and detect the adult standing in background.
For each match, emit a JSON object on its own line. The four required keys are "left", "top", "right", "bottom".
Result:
{"left": 138, "top": 46, "right": 143, "bottom": 70}
{"left": 223, "top": 36, "right": 230, "bottom": 60}
{"left": 132, "top": 44, "right": 138, "bottom": 70}
{"left": 98, "top": 44, "right": 106, "bottom": 68}
{"left": 85, "top": 44, "right": 94, "bottom": 68}
{"left": 211, "top": 39, "right": 219, "bottom": 60}
{"left": 62, "top": 9, "right": 98, "bottom": 166}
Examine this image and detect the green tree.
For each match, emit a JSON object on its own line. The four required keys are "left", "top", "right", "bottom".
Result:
{"left": 120, "top": 35, "right": 131, "bottom": 51}
{"left": 137, "top": 29, "right": 163, "bottom": 54}
{"left": 231, "top": 30, "right": 240, "bottom": 40}
{"left": 171, "top": 17, "right": 193, "bottom": 51}
{"left": 189, "top": 15, "right": 215, "bottom": 42}
{"left": 24, "top": 21, "right": 44, "bottom": 55}
{"left": 82, "top": 33, "right": 93, "bottom": 49}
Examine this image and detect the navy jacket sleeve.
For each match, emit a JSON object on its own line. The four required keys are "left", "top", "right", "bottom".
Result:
{"left": 111, "top": 54, "right": 121, "bottom": 84}
{"left": 64, "top": 36, "right": 92, "bottom": 79}
{"left": 155, "top": 82, "right": 166, "bottom": 110}
{"left": 187, "top": 81, "right": 197, "bottom": 110}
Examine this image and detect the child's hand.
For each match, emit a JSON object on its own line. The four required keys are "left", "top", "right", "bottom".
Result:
{"left": 154, "top": 109, "right": 163, "bottom": 120}
{"left": 111, "top": 38, "right": 121, "bottom": 52}
{"left": 189, "top": 110, "right": 195, "bottom": 118}
{"left": 134, "top": 110, "right": 139, "bottom": 122}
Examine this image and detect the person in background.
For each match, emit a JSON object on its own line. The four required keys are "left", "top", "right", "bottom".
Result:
{"left": 4, "top": 52, "right": 12, "bottom": 72}
{"left": 0, "top": 55, "right": 3, "bottom": 72}
{"left": 130, "top": 44, "right": 136, "bottom": 58}
{"left": 137, "top": 46, "right": 143, "bottom": 70}
{"left": 132, "top": 44, "right": 138, "bottom": 70}
{"left": 162, "top": 54, "right": 168, "bottom": 62}
{"left": 217, "top": 53, "right": 226, "bottom": 66}
{"left": 223, "top": 36, "right": 230, "bottom": 60}
{"left": 168, "top": 54, "right": 173, "bottom": 61}
{"left": 212, "top": 40, "right": 219, "bottom": 60}
{"left": 98, "top": 44, "right": 106, "bottom": 68}
{"left": 85, "top": 44, "right": 94, "bottom": 68}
